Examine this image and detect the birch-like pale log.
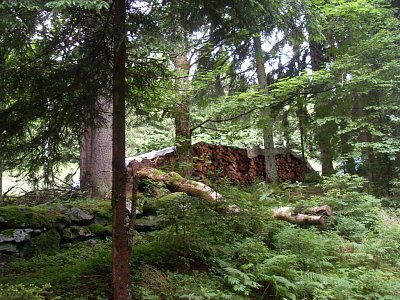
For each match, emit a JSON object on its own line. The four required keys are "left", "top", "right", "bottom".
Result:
{"left": 272, "top": 205, "right": 332, "bottom": 225}
{"left": 136, "top": 167, "right": 222, "bottom": 204}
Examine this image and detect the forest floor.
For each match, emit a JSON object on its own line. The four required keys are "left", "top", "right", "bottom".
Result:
{"left": 1, "top": 174, "right": 400, "bottom": 299}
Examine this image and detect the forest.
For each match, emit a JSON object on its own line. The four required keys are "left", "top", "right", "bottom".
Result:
{"left": 1, "top": 0, "right": 400, "bottom": 299}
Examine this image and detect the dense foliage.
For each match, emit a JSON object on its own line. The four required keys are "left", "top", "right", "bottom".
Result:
{"left": 1, "top": 175, "right": 400, "bottom": 299}
{"left": 1, "top": 0, "right": 400, "bottom": 298}
{"left": 1, "top": 0, "right": 400, "bottom": 193}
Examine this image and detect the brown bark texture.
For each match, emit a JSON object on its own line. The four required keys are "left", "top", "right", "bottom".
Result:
{"left": 112, "top": 0, "right": 131, "bottom": 298}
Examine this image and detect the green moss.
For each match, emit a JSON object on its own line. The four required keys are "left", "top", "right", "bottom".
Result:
{"left": 158, "top": 192, "right": 186, "bottom": 202}
{"left": 168, "top": 173, "right": 184, "bottom": 183}
{"left": 188, "top": 180, "right": 199, "bottom": 186}
{"left": 153, "top": 169, "right": 165, "bottom": 176}
{"left": 87, "top": 223, "right": 112, "bottom": 236}
{"left": 93, "top": 202, "right": 112, "bottom": 221}
{"left": 62, "top": 226, "right": 94, "bottom": 240}
{"left": 1, "top": 229, "right": 15, "bottom": 237}
{"left": 48, "top": 208, "right": 71, "bottom": 225}
{"left": 21, "top": 229, "right": 60, "bottom": 258}
{"left": 0, "top": 207, "right": 49, "bottom": 229}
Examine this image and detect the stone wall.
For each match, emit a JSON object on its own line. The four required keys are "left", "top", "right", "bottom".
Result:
{"left": 0, "top": 201, "right": 162, "bottom": 258}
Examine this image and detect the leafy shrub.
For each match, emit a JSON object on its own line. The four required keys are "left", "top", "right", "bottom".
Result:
{"left": 334, "top": 216, "right": 368, "bottom": 242}
{"left": 0, "top": 283, "right": 55, "bottom": 300}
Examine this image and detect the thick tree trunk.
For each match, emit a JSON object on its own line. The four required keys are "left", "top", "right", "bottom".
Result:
{"left": 253, "top": 35, "right": 278, "bottom": 183}
{"left": 79, "top": 97, "right": 113, "bottom": 198}
{"left": 112, "top": 0, "right": 131, "bottom": 298}
{"left": 79, "top": 9, "right": 113, "bottom": 199}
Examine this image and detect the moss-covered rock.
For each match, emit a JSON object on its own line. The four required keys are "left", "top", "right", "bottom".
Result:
{"left": 0, "top": 229, "right": 14, "bottom": 237}
{"left": 87, "top": 223, "right": 112, "bottom": 237}
{"left": 20, "top": 229, "right": 60, "bottom": 258}
{"left": 92, "top": 202, "right": 112, "bottom": 225}
{"left": 0, "top": 206, "right": 48, "bottom": 230}
{"left": 0, "top": 228, "right": 35, "bottom": 243}
{"left": 62, "top": 226, "right": 95, "bottom": 241}
{"left": 0, "top": 242, "right": 18, "bottom": 254}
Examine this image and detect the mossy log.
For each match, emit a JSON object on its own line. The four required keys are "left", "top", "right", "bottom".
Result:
{"left": 272, "top": 205, "right": 332, "bottom": 225}
{"left": 136, "top": 167, "right": 223, "bottom": 204}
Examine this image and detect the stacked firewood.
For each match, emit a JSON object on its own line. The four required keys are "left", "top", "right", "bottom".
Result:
{"left": 152, "top": 142, "right": 309, "bottom": 183}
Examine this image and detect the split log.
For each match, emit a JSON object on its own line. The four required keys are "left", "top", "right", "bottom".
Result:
{"left": 153, "top": 142, "right": 313, "bottom": 184}
{"left": 136, "top": 167, "right": 222, "bottom": 204}
{"left": 272, "top": 205, "right": 332, "bottom": 225}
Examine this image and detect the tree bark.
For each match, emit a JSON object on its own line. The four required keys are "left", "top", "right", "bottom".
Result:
{"left": 79, "top": 97, "right": 113, "bottom": 199}
{"left": 0, "top": 50, "right": 4, "bottom": 201}
{"left": 272, "top": 205, "right": 332, "bottom": 225}
{"left": 79, "top": 10, "right": 113, "bottom": 199}
{"left": 136, "top": 167, "right": 222, "bottom": 204}
{"left": 253, "top": 35, "right": 278, "bottom": 183}
{"left": 174, "top": 34, "right": 193, "bottom": 178}
{"left": 112, "top": 0, "right": 131, "bottom": 298}
{"left": 172, "top": 0, "right": 192, "bottom": 179}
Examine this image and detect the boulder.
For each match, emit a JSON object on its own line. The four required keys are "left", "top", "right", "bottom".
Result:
{"left": 19, "top": 229, "right": 60, "bottom": 258}
{"left": 0, "top": 242, "right": 18, "bottom": 254}
{"left": 62, "top": 207, "right": 94, "bottom": 223}
{"left": 0, "top": 229, "right": 35, "bottom": 243}
{"left": 62, "top": 226, "right": 95, "bottom": 241}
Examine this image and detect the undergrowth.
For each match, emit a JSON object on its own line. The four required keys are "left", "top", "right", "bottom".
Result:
{"left": 1, "top": 174, "right": 400, "bottom": 299}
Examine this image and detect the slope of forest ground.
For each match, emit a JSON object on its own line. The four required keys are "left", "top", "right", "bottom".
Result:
{"left": 1, "top": 174, "right": 400, "bottom": 300}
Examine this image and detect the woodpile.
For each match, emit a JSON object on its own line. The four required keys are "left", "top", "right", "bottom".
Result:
{"left": 144, "top": 142, "right": 312, "bottom": 184}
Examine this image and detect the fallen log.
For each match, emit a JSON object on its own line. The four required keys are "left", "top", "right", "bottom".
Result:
{"left": 133, "top": 166, "right": 331, "bottom": 225}
{"left": 272, "top": 206, "right": 332, "bottom": 225}
{"left": 136, "top": 167, "right": 223, "bottom": 204}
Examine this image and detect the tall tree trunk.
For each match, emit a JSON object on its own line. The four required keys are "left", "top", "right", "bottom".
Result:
{"left": 309, "top": 40, "right": 335, "bottom": 176}
{"left": 80, "top": 97, "right": 113, "bottom": 198}
{"left": 112, "top": 0, "right": 131, "bottom": 298}
{"left": 79, "top": 10, "right": 113, "bottom": 199}
{"left": 172, "top": 1, "right": 192, "bottom": 178}
{"left": 0, "top": 50, "right": 5, "bottom": 201}
{"left": 253, "top": 35, "right": 278, "bottom": 183}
